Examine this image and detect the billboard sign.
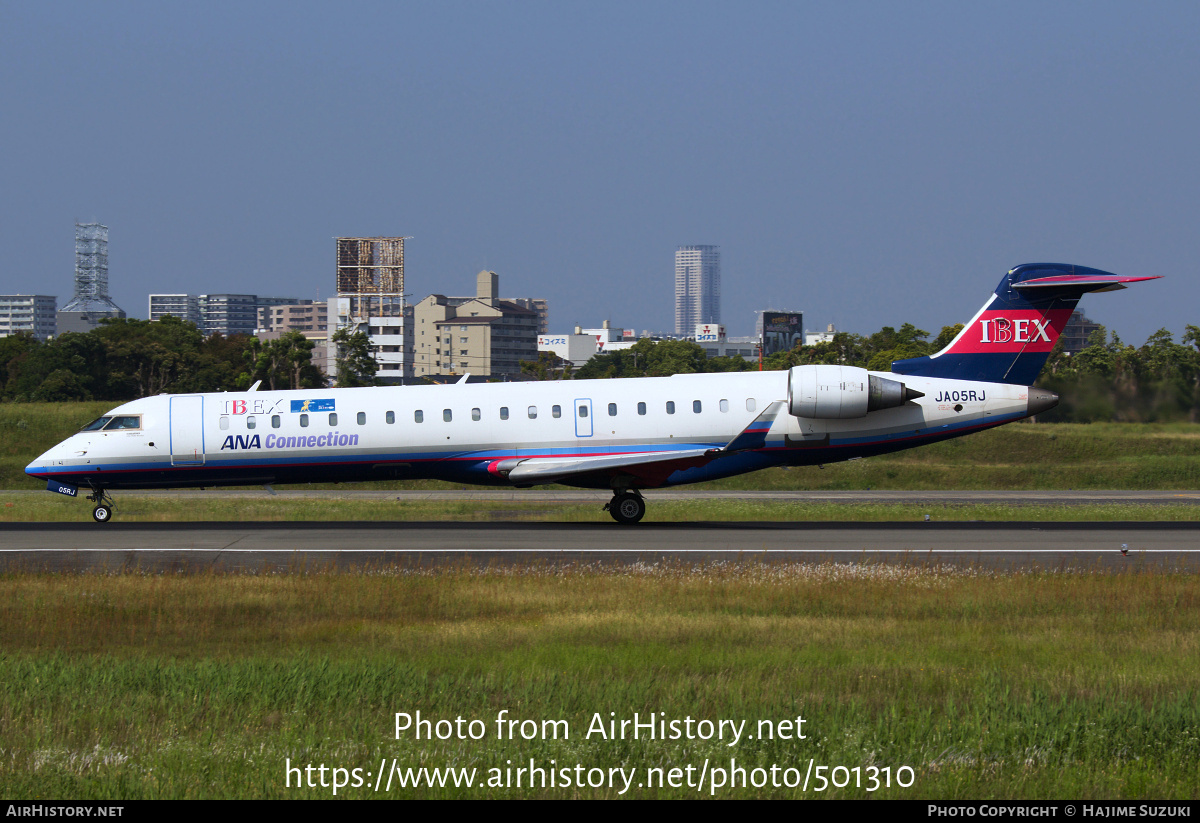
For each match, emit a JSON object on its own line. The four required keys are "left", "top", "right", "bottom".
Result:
{"left": 761, "top": 312, "right": 803, "bottom": 355}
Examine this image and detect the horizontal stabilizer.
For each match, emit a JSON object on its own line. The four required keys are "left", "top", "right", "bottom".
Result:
{"left": 1012, "top": 275, "right": 1162, "bottom": 294}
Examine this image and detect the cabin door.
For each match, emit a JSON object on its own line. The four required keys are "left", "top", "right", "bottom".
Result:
{"left": 169, "top": 395, "right": 206, "bottom": 466}
{"left": 574, "top": 398, "right": 593, "bottom": 438}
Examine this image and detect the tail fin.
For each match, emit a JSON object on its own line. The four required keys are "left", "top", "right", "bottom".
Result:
{"left": 890, "top": 263, "right": 1160, "bottom": 385}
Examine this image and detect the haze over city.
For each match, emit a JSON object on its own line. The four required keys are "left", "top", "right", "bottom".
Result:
{"left": 1, "top": 1, "right": 1194, "bottom": 345}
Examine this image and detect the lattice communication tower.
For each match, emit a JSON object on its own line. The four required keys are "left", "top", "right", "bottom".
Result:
{"left": 62, "top": 222, "right": 123, "bottom": 312}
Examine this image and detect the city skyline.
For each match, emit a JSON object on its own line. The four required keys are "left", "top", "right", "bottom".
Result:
{"left": 0, "top": 3, "right": 1192, "bottom": 345}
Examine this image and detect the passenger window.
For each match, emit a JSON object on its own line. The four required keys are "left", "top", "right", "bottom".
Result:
{"left": 552, "top": 405, "right": 561, "bottom": 418}
{"left": 693, "top": 400, "right": 702, "bottom": 413}
{"left": 386, "top": 411, "right": 395, "bottom": 424}
{"left": 666, "top": 401, "right": 675, "bottom": 415}
{"left": 220, "top": 417, "right": 230, "bottom": 430}
{"left": 443, "top": 409, "right": 452, "bottom": 422}
{"left": 300, "top": 414, "right": 309, "bottom": 427}
{"left": 746, "top": 398, "right": 756, "bottom": 412}
{"left": 271, "top": 415, "right": 281, "bottom": 428}
{"left": 500, "top": 407, "right": 509, "bottom": 420}
{"left": 637, "top": 402, "right": 646, "bottom": 415}
{"left": 719, "top": 399, "right": 729, "bottom": 413}
{"left": 608, "top": 403, "right": 617, "bottom": 416}
{"left": 528, "top": 406, "right": 537, "bottom": 419}
{"left": 472, "top": 408, "right": 481, "bottom": 421}
{"left": 246, "top": 416, "right": 256, "bottom": 429}
{"left": 578, "top": 405, "right": 588, "bottom": 418}
{"left": 329, "top": 413, "right": 338, "bottom": 426}
{"left": 357, "top": 412, "right": 366, "bottom": 425}
{"left": 414, "top": 410, "right": 423, "bottom": 423}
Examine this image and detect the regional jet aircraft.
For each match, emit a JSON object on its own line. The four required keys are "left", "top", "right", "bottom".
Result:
{"left": 27, "top": 264, "right": 1158, "bottom": 524}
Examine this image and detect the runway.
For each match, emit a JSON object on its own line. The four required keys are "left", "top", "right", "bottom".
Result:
{"left": 7, "top": 488, "right": 1197, "bottom": 503}
{"left": 1, "top": 521, "right": 1197, "bottom": 573}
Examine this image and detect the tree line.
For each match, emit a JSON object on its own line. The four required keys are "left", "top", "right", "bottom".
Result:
{"left": 4, "top": 316, "right": 1198, "bottom": 422}
{"left": 558, "top": 322, "right": 1200, "bottom": 422}
{"left": 0, "top": 317, "right": 377, "bottom": 401}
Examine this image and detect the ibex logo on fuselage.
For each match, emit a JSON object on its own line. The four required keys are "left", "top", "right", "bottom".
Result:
{"left": 979, "top": 317, "right": 1052, "bottom": 344}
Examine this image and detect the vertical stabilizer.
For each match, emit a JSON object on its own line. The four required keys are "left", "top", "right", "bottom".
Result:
{"left": 890, "top": 263, "right": 1160, "bottom": 385}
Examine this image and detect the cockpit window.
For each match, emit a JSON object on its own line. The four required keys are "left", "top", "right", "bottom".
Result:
{"left": 102, "top": 415, "right": 142, "bottom": 431}
{"left": 80, "top": 417, "right": 112, "bottom": 432}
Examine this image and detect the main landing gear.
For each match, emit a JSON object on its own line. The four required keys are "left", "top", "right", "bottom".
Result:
{"left": 605, "top": 490, "right": 645, "bottom": 524}
{"left": 87, "top": 488, "right": 115, "bottom": 523}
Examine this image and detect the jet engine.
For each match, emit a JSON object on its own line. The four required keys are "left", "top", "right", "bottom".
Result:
{"left": 787, "top": 365, "right": 923, "bottom": 419}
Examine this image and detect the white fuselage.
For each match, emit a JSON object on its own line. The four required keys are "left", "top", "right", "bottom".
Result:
{"left": 27, "top": 369, "right": 1035, "bottom": 492}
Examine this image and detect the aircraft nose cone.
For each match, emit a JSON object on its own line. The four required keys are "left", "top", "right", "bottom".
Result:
{"left": 1027, "top": 387, "right": 1059, "bottom": 416}
{"left": 25, "top": 452, "right": 49, "bottom": 477}
{"left": 25, "top": 443, "right": 61, "bottom": 477}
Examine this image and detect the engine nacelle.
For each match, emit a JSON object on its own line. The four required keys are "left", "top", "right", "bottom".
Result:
{"left": 787, "top": 365, "right": 920, "bottom": 419}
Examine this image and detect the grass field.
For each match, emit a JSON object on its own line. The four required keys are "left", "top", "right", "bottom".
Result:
{"left": 3, "top": 403, "right": 1196, "bottom": 800}
{"left": 2, "top": 492, "right": 1199, "bottom": 523}
{"left": 0, "top": 564, "right": 1197, "bottom": 799}
{"left": 3, "top": 402, "right": 1199, "bottom": 492}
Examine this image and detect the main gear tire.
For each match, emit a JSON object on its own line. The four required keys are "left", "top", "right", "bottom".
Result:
{"left": 608, "top": 492, "right": 645, "bottom": 524}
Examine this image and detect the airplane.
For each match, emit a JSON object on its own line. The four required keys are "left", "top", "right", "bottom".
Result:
{"left": 26, "top": 263, "right": 1158, "bottom": 524}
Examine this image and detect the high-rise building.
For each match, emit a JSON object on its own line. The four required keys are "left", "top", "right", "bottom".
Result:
{"left": 149, "top": 294, "right": 304, "bottom": 335}
{"left": 198, "top": 294, "right": 259, "bottom": 337}
{"left": 413, "top": 271, "right": 539, "bottom": 379}
{"left": 148, "top": 294, "right": 203, "bottom": 327}
{"left": 1060, "top": 311, "right": 1104, "bottom": 354}
{"left": 257, "top": 302, "right": 327, "bottom": 336}
{"left": 0, "top": 295, "right": 57, "bottom": 341}
{"left": 58, "top": 223, "right": 126, "bottom": 334}
{"left": 674, "top": 245, "right": 720, "bottom": 336}
{"left": 510, "top": 298, "right": 549, "bottom": 334}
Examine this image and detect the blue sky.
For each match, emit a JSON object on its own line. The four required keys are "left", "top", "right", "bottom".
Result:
{"left": 1, "top": 1, "right": 1194, "bottom": 344}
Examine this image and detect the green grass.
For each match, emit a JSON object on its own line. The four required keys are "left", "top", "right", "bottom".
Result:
{"left": 5, "top": 405, "right": 1196, "bottom": 800}
{"left": 3, "top": 402, "right": 1199, "bottom": 491}
{"left": 0, "top": 565, "right": 1197, "bottom": 798}
{"left": 2, "top": 493, "right": 1199, "bottom": 522}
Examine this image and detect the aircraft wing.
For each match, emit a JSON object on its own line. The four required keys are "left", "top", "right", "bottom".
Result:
{"left": 501, "top": 448, "right": 714, "bottom": 483}
{"left": 712, "top": 400, "right": 786, "bottom": 454}
{"left": 494, "top": 400, "right": 787, "bottom": 485}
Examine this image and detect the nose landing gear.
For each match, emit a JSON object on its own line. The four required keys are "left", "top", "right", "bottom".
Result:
{"left": 605, "top": 490, "right": 646, "bottom": 524}
{"left": 86, "top": 488, "right": 115, "bottom": 523}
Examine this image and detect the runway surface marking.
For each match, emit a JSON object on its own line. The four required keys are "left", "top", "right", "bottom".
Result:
{"left": 4, "top": 547, "right": 1197, "bottom": 553}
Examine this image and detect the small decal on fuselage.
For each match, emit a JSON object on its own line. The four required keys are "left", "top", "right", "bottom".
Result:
{"left": 290, "top": 399, "right": 335, "bottom": 413}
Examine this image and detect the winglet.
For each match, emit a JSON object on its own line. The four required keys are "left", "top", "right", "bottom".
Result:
{"left": 709, "top": 401, "right": 786, "bottom": 456}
